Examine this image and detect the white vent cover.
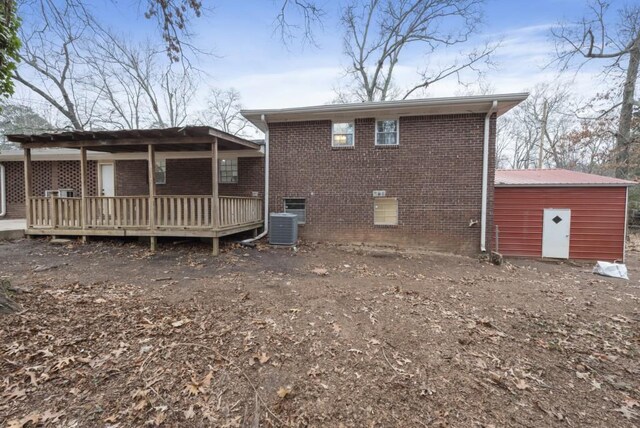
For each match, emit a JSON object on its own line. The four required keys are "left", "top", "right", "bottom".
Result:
{"left": 372, "top": 190, "right": 386, "bottom": 197}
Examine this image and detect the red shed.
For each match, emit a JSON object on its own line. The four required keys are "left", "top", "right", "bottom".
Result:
{"left": 494, "top": 169, "right": 636, "bottom": 261}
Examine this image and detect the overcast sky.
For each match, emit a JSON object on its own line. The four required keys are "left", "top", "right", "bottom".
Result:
{"left": 12, "top": 0, "right": 620, "bottom": 114}
{"left": 170, "top": 0, "right": 609, "bottom": 109}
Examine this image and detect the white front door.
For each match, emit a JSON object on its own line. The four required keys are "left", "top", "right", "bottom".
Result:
{"left": 99, "top": 163, "right": 115, "bottom": 196}
{"left": 542, "top": 208, "right": 571, "bottom": 259}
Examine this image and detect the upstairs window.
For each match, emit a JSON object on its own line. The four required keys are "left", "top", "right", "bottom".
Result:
{"left": 155, "top": 159, "right": 167, "bottom": 185}
{"left": 284, "top": 198, "right": 306, "bottom": 224}
{"left": 332, "top": 122, "right": 355, "bottom": 147}
{"left": 375, "top": 119, "right": 399, "bottom": 146}
{"left": 219, "top": 159, "right": 238, "bottom": 184}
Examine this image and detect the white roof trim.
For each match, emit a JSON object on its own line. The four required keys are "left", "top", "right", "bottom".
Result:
{"left": 242, "top": 93, "right": 529, "bottom": 131}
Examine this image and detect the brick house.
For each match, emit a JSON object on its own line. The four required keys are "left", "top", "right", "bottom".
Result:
{"left": 242, "top": 93, "right": 527, "bottom": 254}
{"left": 2, "top": 94, "right": 528, "bottom": 255}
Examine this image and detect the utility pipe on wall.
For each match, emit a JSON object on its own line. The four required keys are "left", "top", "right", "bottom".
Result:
{"left": 242, "top": 114, "right": 269, "bottom": 243}
{"left": 0, "top": 163, "right": 6, "bottom": 217}
{"left": 481, "top": 100, "right": 498, "bottom": 252}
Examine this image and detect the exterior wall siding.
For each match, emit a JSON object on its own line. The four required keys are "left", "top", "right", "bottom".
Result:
{"left": 268, "top": 114, "right": 496, "bottom": 254}
{"left": 1, "top": 160, "right": 98, "bottom": 219}
{"left": 115, "top": 157, "right": 264, "bottom": 197}
{"left": 494, "top": 187, "right": 627, "bottom": 261}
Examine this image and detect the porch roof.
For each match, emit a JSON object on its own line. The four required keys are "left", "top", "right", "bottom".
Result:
{"left": 6, "top": 126, "right": 261, "bottom": 153}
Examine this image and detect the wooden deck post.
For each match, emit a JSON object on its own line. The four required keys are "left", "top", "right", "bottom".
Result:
{"left": 148, "top": 144, "right": 157, "bottom": 252}
{"left": 80, "top": 147, "right": 88, "bottom": 243}
{"left": 23, "top": 148, "right": 32, "bottom": 228}
{"left": 211, "top": 138, "right": 220, "bottom": 256}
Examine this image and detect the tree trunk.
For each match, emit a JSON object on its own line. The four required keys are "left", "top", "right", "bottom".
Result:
{"left": 615, "top": 44, "right": 639, "bottom": 178}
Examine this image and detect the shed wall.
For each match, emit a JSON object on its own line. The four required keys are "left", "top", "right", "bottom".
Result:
{"left": 494, "top": 187, "right": 627, "bottom": 261}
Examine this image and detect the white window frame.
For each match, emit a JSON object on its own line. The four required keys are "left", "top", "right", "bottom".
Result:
{"left": 219, "top": 158, "right": 238, "bottom": 184}
{"left": 331, "top": 121, "right": 355, "bottom": 147}
{"left": 155, "top": 159, "right": 166, "bottom": 185}
{"left": 374, "top": 118, "right": 400, "bottom": 146}
{"left": 373, "top": 197, "right": 398, "bottom": 226}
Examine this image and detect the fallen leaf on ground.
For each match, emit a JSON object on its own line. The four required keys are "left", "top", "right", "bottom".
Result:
{"left": 312, "top": 268, "right": 328, "bottom": 276}
{"left": 171, "top": 319, "right": 191, "bottom": 328}
{"left": 277, "top": 386, "right": 292, "bottom": 398}
{"left": 184, "top": 406, "right": 195, "bottom": 420}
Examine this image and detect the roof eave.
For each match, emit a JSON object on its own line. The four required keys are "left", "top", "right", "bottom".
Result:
{"left": 241, "top": 93, "right": 529, "bottom": 130}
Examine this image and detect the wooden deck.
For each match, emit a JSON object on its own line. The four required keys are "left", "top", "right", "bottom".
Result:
{"left": 26, "top": 195, "right": 263, "bottom": 242}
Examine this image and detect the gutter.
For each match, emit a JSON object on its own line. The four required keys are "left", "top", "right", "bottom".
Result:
{"left": 0, "top": 163, "right": 5, "bottom": 217}
{"left": 242, "top": 114, "right": 269, "bottom": 244}
{"left": 481, "top": 100, "right": 498, "bottom": 252}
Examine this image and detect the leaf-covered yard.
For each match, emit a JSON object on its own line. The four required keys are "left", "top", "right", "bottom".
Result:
{"left": 1, "top": 237, "right": 639, "bottom": 427}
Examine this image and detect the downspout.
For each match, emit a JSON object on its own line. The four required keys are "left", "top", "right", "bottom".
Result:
{"left": 0, "top": 163, "right": 6, "bottom": 217}
{"left": 481, "top": 100, "right": 498, "bottom": 252}
{"left": 242, "top": 114, "right": 269, "bottom": 243}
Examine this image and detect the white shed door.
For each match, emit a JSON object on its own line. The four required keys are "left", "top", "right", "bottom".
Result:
{"left": 542, "top": 208, "right": 571, "bottom": 259}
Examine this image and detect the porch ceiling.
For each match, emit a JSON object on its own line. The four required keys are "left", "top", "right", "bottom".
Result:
{"left": 6, "top": 126, "right": 261, "bottom": 153}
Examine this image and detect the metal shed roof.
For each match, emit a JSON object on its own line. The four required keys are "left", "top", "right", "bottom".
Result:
{"left": 496, "top": 169, "right": 636, "bottom": 187}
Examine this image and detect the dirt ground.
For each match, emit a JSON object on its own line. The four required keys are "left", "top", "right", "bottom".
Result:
{"left": 1, "top": 235, "right": 639, "bottom": 428}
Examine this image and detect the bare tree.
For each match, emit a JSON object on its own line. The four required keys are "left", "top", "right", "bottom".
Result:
{"left": 275, "top": 0, "right": 325, "bottom": 45}
{"left": 196, "top": 88, "right": 252, "bottom": 136}
{"left": 13, "top": 1, "right": 98, "bottom": 129}
{"left": 497, "top": 83, "right": 620, "bottom": 173}
{"left": 89, "top": 34, "right": 198, "bottom": 129}
{"left": 14, "top": 0, "right": 199, "bottom": 131}
{"left": 0, "top": 100, "right": 53, "bottom": 150}
{"left": 498, "top": 84, "right": 579, "bottom": 169}
{"left": 551, "top": 0, "right": 640, "bottom": 177}
{"left": 337, "top": 0, "right": 498, "bottom": 102}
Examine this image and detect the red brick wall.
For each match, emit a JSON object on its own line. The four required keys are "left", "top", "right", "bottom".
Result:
{"left": 115, "top": 157, "right": 264, "bottom": 197}
{"left": 1, "top": 160, "right": 98, "bottom": 219}
{"left": 268, "top": 114, "right": 496, "bottom": 254}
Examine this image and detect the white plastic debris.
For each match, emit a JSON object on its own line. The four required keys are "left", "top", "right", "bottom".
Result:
{"left": 592, "top": 261, "right": 629, "bottom": 280}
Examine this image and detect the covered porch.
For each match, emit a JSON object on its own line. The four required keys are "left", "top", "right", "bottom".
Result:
{"left": 8, "top": 127, "right": 264, "bottom": 255}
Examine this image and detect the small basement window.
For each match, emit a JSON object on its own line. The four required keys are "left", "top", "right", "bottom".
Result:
{"left": 219, "top": 159, "right": 238, "bottom": 184}
{"left": 284, "top": 198, "right": 306, "bottom": 224}
{"left": 374, "top": 197, "right": 398, "bottom": 225}
{"left": 332, "top": 122, "right": 354, "bottom": 147}
{"left": 375, "top": 119, "right": 398, "bottom": 146}
{"left": 155, "top": 159, "right": 166, "bottom": 185}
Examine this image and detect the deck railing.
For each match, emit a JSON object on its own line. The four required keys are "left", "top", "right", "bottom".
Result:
{"left": 28, "top": 195, "right": 262, "bottom": 231}
{"left": 86, "top": 196, "right": 149, "bottom": 228}
{"left": 30, "top": 196, "right": 82, "bottom": 228}
{"left": 155, "top": 196, "right": 213, "bottom": 228}
{"left": 219, "top": 196, "right": 263, "bottom": 227}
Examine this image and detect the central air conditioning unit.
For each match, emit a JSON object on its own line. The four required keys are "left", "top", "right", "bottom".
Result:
{"left": 44, "top": 190, "right": 59, "bottom": 197}
{"left": 269, "top": 212, "right": 298, "bottom": 246}
{"left": 58, "top": 189, "right": 75, "bottom": 198}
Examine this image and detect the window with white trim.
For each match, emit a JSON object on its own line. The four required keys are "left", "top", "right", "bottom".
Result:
{"left": 219, "top": 159, "right": 238, "bottom": 184}
{"left": 284, "top": 198, "right": 306, "bottom": 224}
{"left": 374, "top": 197, "right": 398, "bottom": 225}
{"left": 375, "top": 119, "right": 399, "bottom": 146}
{"left": 155, "top": 159, "right": 166, "bottom": 184}
{"left": 332, "top": 122, "right": 354, "bottom": 147}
